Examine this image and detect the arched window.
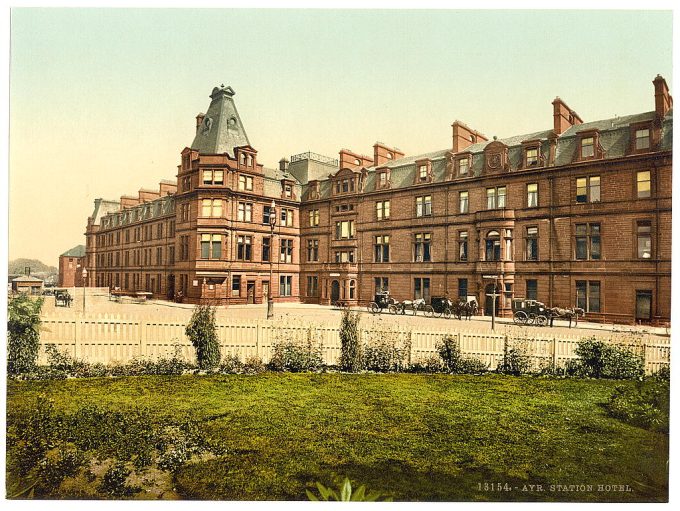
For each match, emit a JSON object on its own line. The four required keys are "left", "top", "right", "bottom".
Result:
{"left": 240, "top": 153, "right": 246, "bottom": 165}
{"left": 349, "top": 280, "right": 356, "bottom": 299}
{"left": 485, "top": 230, "right": 501, "bottom": 261}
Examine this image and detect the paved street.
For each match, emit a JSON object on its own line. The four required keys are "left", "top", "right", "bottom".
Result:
{"left": 42, "top": 291, "right": 670, "bottom": 340}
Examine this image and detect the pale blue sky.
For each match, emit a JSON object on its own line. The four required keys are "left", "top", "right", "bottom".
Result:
{"left": 8, "top": 8, "right": 673, "bottom": 264}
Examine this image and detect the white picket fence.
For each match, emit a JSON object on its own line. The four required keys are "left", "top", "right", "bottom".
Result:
{"left": 38, "top": 312, "right": 671, "bottom": 374}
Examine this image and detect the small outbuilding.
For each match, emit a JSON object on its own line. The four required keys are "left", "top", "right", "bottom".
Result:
{"left": 11, "top": 275, "right": 44, "bottom": 295}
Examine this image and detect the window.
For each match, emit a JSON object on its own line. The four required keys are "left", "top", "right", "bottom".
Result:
{"left": 283, "top": 184, "right": 293, "bottom": 198}
{"left": 156, "top": 247, "right": 162, "bottom": 265}
{"left": 349, "top": 280, "right": 356, "bottom": 299}
{"left": 526, "top": 226, "right": 538, "bottom": 261}
{"left": 180, "top": 236, "right": 189, "bottom": 261}
{"left": 414, "top": 233, "right": 432, "bottom": 262}
{"left": 309, "top": 209, "right": 319, "bottom": 226}
{"left": 459, "top": 191, "right": 469, "bottom": 214}
{"left": 157, "top": 223, "right": 163, "bottom": 239}
{"left": 635, "top": 128, "right": 650, "bottom": 150}
{"left": 335, "top": 250, "right": 355, "bottom": 263}
{"left": 526, "top": 147, "right": 539, "bottom": 166}
{"left": 180, "top": 203, "right": 190, "bottom": 222}
{"left": 485, "top": 231, "right": 501, "bottom": 261}
{"left": 418, "top": 165, "right": 428, "bottom": 181}
{"left": 581, "top": 137, "right": 594, "bottom": 158}
{"left": 414, "top": 277, "right": 431, "bottom": 302}
{"left": 202, "top": 169, "right": 224, "bottom": 185}
{"left": 637, "top": 171, "right": 651, "bottom": 198}
{"left": 237, "top": 202, "right": 252, "bottom": 222}
{"left": 168, "top": 246, "right": 175, "bottom": 264}
{"left": 374, "top": 235, "right": 390, "bottom": 262}
{"left": 376, "top": 200, "right": 390, "bottom": 220}
{"left": 336, "top": 178, "right": 354, "bottom": 194}
{"left": 458, "top": 278, "right": 468, "bottom": 300}
{"left": 200, "top": 234, "right": 222, "bottom": 259}
{"left": 280, "top": 209, "right": 293, "bottom": 226}
{"left": 232, "top": 275, "right": 241, "bottom": 297}
{"left": 378, "top": 171, "right": 389, "bottom": 188}
{"left": 335, "top": 220, "right": 355, "bottom": 239}
{"left": 527, "top": 183, "right": 538, "bottom": 208}
{"left": 262, "top": 237, "right": 270, "bottom": 261}
{"left": 263, "top": 205, "right": 272, "bottom": 225}
{"left": 635, "top": 290, "right": 652, "bottom": 320}
{"left": 375, "top": 277, "right": 389, "bottom": 293}
{"left": 236, "top": 235, "right": 252, "bottom": 260}
{"left": 458, "top": 231, "right": 468, "bottom": 261}
{"left": 202, "top": 199, "right": 223, "bottom": 218}
{"left": 486, "top": 186, "right": 506, "bottom": 209}
{"left": 458, "top": 157, "right": 469, "bottom": 176}
{"left": 307, "top": 239, "right": 319, "bottom": 261}
{"left": 576, "top": 176, "right": 600, "bottom": 203}
{"left": 637, "top": 221, "right": 652, "bottom": 259}
{"left": 526, "top": 279, "right": 538, "bottom": 301}
{"left": 575, "top": 223, "right": 601, "bottom": 260}
{"left": 576, "top": 280, "right": 600, "bottom": 312}
{"left": 279, "top": 275, "right": 292, "bottom": 296}
{"left": 238, "top": 174, "right": 253, "bottom": 191}
{"left": 280, "top": 238, "right": 293, "bottom": 263}
{"left": 307, "top": 276, "right": 319, "bottom": 297}
{"left": 416, "top": 195, "right": 432, "bottom": 217}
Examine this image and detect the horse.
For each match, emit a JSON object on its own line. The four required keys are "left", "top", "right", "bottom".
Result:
{"left": 452, "top": 299, "right": 478, "bottom": 320}
{"left": 399, "top": 297, "right": 427, "bottom": 315}
{"left": 548, "top": 307, "right": 585, "bottom": 328}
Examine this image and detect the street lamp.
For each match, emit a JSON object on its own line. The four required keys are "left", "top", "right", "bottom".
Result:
{"left": 267, "top": 200, "right": 277, "bottom": 319}
{"left": 81, "top": 268, "right": 88, "bottom": 314}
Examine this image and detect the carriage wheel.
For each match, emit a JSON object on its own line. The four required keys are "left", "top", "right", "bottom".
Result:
{"left": 513, "top": 311, "right": 528, "bottom": 325}
{"left": 527, "top": 313, "right": 537, "bottom": 325}
{"left": 434, "top": 309, "right": 443, "bottom": 318}
{"left": 535, "top": 315, "right": 548, "bottom": 327}
{"left": 443, "top": 308, "right": 452, "bottom": 319}
{"left": 388, "top": 304, "right": 399, "bottom": 315}
{"left": 368, "top": 302, "right": 379, "bottom": 314}
{"left": 424, "top": 305, "right": 435, "bottom": 318}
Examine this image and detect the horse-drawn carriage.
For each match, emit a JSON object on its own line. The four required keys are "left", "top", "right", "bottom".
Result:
{"left": 367, "top": 292, "right": 398, "bottom": 314}
{"left": 512, "top": 298, "right": 550, "bottom": 326}
{"left": 54, "top": 289, "right": 73, "bottom": 307}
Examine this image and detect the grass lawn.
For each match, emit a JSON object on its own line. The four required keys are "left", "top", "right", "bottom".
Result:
{"left": 6, "top": 373, "right": 669, "bottom": 502}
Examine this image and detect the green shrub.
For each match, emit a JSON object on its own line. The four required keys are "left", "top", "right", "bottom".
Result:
{"left": 243, "top": 355, "right": 266, "bottom": 374}
{"left": 268, "top": 328, "right": 324, "bottom": 372}
{"left": 36, "top": 445, "right": 86, "bottom": 493}
{"left": 339, "top": 309, "right": 361, "bottom": 372}
{"left": 435, "top": 335, "right": 488, "bottom": 374}
{"left": 605, "top": 380, "right": 669, "bottom": 433}
{"left": 652, "top": 365, "right": 670, "bottom": 381}
{"left": 186, "top": 304, "right": 221, "bottom": 370}
{"left": 498, "top": 339, "right": 531, "bottom": 376}
{"left": 409, "top": 354, "right": 445, "bottom": 373}
{"left": 306, "top": 475, "right": 392, "bottom": 502}
{"left": 8, "top": 295, "right": 44, "bottom": 375}
{"left": 361, "top": 327, "right": 411, "bottom": 372}
{"left": 98, "top": 462, "right": 141, "bottom": 497}
{"left": 573, "top": 338, "right": 644, "bottom": 379}
{"left": 219, "top": 354, "right": 244, "bottom": 374}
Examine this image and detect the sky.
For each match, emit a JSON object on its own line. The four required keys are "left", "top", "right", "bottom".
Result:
{"left": 6, "top": 7, "right": 674, "bottom": 266}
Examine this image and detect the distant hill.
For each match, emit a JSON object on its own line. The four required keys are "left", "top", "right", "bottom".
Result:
{"left": 9, "top": 258, "right": 58, "bottom": 276}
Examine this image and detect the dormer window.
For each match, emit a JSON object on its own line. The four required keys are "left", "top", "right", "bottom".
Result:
{"left": 635, "top": 128, "right": 650, "bottom": 150}
{"left": 284, "top": 184, "right": 293, "bottom": 198}
{"left": 414, "top": 159, "right": 432, "bottom": 184}
{"left": 459, "top": 157, "right": 469, "bottom": 176}
{"left": 375, "top": 168, "right": 391, "bottom": 190}
{"left": 581, "top": 137, "right": 594, "bottom": 158}
{"left": 526, "top": 148, "right": 539, "bottom": 166}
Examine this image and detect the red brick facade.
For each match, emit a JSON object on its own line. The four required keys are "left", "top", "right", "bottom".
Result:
{"left": 85, "top": 77, "right": 672, "bottom": 324}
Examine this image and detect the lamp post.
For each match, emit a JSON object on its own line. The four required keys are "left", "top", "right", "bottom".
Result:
{"left": 81, "top": 268, "right": 88, "bottom": 314}
{"left": 267, "top": 200, "right": 277, "bottom": 319}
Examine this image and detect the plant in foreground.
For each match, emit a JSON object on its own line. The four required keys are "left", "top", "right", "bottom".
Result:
{"left": 306, "top": 476, "right": 392, "bottom": 502}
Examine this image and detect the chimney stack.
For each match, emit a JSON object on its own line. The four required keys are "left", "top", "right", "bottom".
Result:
{"left": 653, "top": 74, "right": 673, "bottom": 119}
{"left": 552, "top": 97, "right": 583, "bottom": 135}
{"left": 451, "top": 121, "right": 487, "bottom": 152}
{"left": 373, "top": 142, "right": 405, "bottom": 167}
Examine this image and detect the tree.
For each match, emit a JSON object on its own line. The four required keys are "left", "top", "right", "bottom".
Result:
{"left": 185, "top": 304, "right": 221, "bottom": 370}
{"left": 339, "top": 308, "right": 361, "bottom": 372}
{"left": 8, "top": 294, "right": 44, "bottom": 374}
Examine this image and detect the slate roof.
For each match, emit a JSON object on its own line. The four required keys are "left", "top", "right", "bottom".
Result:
{"left": 60, "top": 245, "right": 86, "bottom": 258}
{"left": 190, "top": 85, "right": 251, "bottom": 158}
{"left": 301, "top": 107, "right": 672, "bottom": 200}
{"left": 12, "top": 275, "right": 43, "bottom": 283}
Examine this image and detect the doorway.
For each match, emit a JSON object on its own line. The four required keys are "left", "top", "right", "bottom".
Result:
{"left": 247, "top": 282, "right": 255, "bottom": 304}
{"left": 331, "top": 280, "right": 340, "bottom": 303}
{"left": 635, "top": 290, "right": 652, "bottom": 321}
{"left": 262, "top": 281, "right": 269, "bottom": 301}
